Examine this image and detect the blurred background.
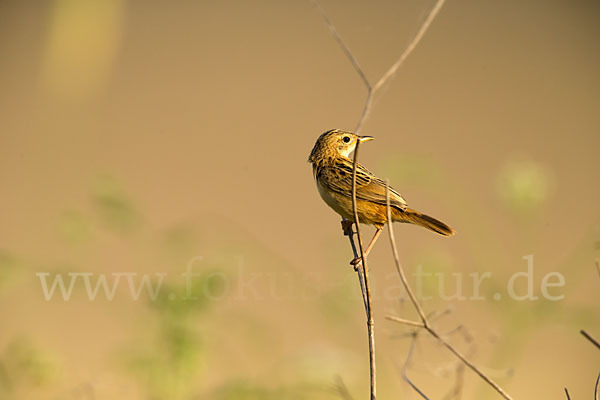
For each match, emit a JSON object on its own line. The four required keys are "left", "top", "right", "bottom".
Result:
{"left": 1, "top": 0, "right": 599, "bottom": 399}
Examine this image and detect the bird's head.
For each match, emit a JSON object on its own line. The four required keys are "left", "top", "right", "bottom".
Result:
{"left": 308, "top": 129, "right": 374, "bottom": 163}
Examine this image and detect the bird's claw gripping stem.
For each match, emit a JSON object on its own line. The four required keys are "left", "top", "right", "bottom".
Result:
{"left": 350, "top": 257, "right": 363, "bottom": 267}
{"left": 341, "top": 220, "right": 354, "bottom": 236}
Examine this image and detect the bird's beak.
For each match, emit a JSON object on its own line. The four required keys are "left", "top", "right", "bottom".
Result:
{"left": 358, "top": 136, "right": 374, "bottom": 142}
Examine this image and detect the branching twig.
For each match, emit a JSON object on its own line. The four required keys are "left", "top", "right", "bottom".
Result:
{"left": 385, "top": 182, "right": 513, "bottom": 400}
{"left": 357, "top": 0, "right": 447, "bottom": 133}
{"left": 310, "top": 1, "right": 450, "bottom": 399}
{"left": 372, "top": 0, "right": 446, "bottom": 93}
{"left": 311, "top": 0, "right": 446, "bottom": 134}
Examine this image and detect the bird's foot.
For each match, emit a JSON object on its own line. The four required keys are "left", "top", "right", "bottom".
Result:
{"left": 350, "top": 256, "right": 363, "bottom": 267}
{"left": 341, "top": 220, "right": 354, "bottom": 236}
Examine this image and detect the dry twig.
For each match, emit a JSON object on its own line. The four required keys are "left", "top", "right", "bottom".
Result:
{"left": 357, "top": 0, "right": 447, "bottom": 133}
{"left": 581, "top": 329, "right": 600, "bottom": 351}
{"left": 385, "top": 181, "right": 513, "bottom": 400}
{"left": 311, "top": 0, "right": 448, "bottom": 398}
{"left": 310, "top": 0, "right": 510, "bottom": 397}
{"left": 349, "top": 140, "right": 377, "bottom": 400}
{"left": 401, "top": 333, "right": 431, "bottom": 400}
{"left": 596, "top": 371, "right": 600, "bottom": 400}
{"left": 444, "top": 360, "right": 467, "bottom": 400}
{"left": 441, "top": 325, "right": 475, "bottom": 400}
{"left": 311, "top": 0, "right": 447, "bottom": 134}
{"left": 333, "top": 375, "right": 355, "bottom": 400}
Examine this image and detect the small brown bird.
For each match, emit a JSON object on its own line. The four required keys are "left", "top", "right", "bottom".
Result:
{"left": 308, "top": 129, "right": 454, "bottom": 261}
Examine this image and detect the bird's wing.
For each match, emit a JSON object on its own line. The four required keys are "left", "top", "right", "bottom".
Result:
{"left": 318, "top": 159, "right": 408, "bottom": 211}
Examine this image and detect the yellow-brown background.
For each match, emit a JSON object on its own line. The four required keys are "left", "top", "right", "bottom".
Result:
{"left": 1, "top": 0, "right": 599, "bottom": 399}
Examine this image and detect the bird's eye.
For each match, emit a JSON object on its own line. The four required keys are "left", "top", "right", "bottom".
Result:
{"left": 342, "top": 136, "right": 351, "bottom": 143}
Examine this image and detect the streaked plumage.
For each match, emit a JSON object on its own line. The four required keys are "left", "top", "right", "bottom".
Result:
{"left": 308, "top": 129, "right": 454, "bottom": 236}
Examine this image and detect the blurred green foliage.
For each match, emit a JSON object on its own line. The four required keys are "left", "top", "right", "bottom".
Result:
{"left": 496, "top": 157, "right": 552, "bottom": 217}
{"left": 57, "top": 210, "right": 92, "bottom": 244}
{"left": 92, "top": 175, "right": 142, "bottom": 233}
{"left": 123, "top": 270, "right": 225, "bottom": 400}
{"left": 409, "top": 248, "right": 453, "bottom": 299}
{"left": 207, "top": 381, "right": 328, "bottom": 400}
{"left": 0, "top": 251, "right": 19, "bottom": 294}
{"left": 0, "top": 337, "right": 58, "bottom": 398}
{"left": 377, "top": 153, "right": 443, "bottom": 188}
{"left": 162, "top": 224, "right": 197, "bottom": 257}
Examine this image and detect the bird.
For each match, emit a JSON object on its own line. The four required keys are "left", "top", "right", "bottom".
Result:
{"left": 308, "top": 129, "right": 454, "bottom": 263}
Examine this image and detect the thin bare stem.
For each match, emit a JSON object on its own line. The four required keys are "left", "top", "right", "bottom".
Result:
{"left": 443, "top": 361, "right": 467, "bottom": 400}
{"left": 372, "top": 0, "right": 446, "bottom": 92}
{"left": 595, "top": 371, "right": 600, "bottom": 400}
{"left": 386, "top": 316, "right": 424, "bottom": 328}
{"left": 333, "top": 375, "right": 355, "bottom": 400}
{"left": 359, "top": 0, "right": 446, "bottom": 132}
{"left": 355, "top": 90, "right": 373, "bottom": 134}
{"left": 442, "top": 325, "right": 474, "bottom": 400}
{"left": 344, "top": 226, "right": 370, "bottom": 316}
{"left": 385, "top": 180, "right": 428, "bottom": 325}
{"left": 385, "top": 182, "right": 513, "bottom": 400}
{"left": 309, "top": 0, "right": 371, "bottom": 90}
{"left": 581, "top": 329, "right": 600, "bottom": 351}
{"left": 351, "top": 140, "right": 376, "bottom": 400}
{"left": 426, "top": 328, "right": 512, "bottom": 399}
{"left": 402, "top": 334, "right": 431, "bottom": 400}
{"left": 564, "top": 387, "right": 571, "bottom": 400}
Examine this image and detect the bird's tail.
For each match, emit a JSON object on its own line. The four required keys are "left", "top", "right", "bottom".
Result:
{"left": 393, "top": 207, "right": 455, "bottom": 236}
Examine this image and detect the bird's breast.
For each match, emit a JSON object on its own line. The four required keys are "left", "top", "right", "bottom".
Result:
{"left": 316, "top": 178, "right": 354, "bottom": 221}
